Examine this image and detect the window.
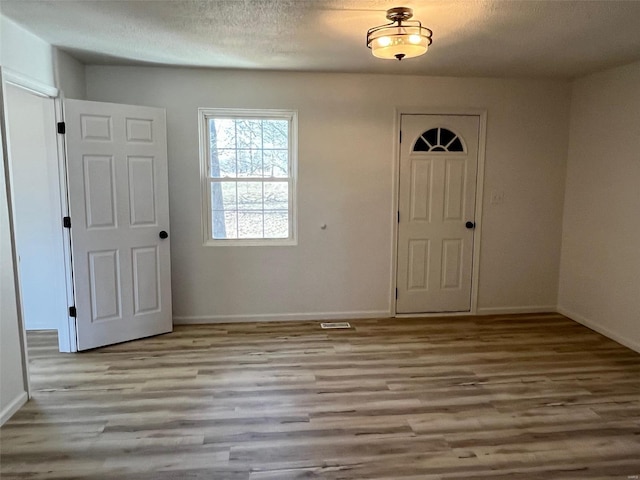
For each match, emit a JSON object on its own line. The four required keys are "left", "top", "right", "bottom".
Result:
{"left": 199, "top": 109, "right": 297, "bottom": 245}
{"left": 413, "top": 127, "right": 464, "bottom": 152}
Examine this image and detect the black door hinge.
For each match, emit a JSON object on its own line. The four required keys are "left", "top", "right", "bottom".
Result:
{"left": 395, "top": 288, "right": 398, "bottom": 299}
{"left": 57, "top": 122, "right": 66, "bottom": 134}
{"left": 63, "top": 216, "right": 71, "bottom": 229}
{"left": 69, "top": 306, "right": 77, "bottom": 318}
{"left": 399, "top": 130, "right": 402, "bottom": 143}
{"left": 397, "top": 211, "right": 400, "bottom": 223}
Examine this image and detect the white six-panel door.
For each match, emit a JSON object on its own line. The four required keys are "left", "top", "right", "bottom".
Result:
{"left": 396, "top": 114, "right": 479, "bottom": 313}
{"left": 65, "top": 100, "right": 172, "bottom": 350}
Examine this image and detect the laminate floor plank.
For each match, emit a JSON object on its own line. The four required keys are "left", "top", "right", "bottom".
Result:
{"left": 1, "top": 313, "right": 639, "bottom": 479}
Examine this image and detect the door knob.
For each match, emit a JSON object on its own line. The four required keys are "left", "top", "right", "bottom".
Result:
{"left": 465, "top": 221, "right": 475, "bottom": 229}
{"left": 159, "top": 230, "right": 169, "bottom": 239}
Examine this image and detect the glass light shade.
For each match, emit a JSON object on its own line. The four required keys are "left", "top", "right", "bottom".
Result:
{"left": 368, "top": 26, "right": 429, "bottom": 60}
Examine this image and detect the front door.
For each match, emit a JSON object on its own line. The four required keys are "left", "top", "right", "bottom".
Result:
{"left": 65, "top": 99, "right": 172, "bottom": 350}
{"left": 396, "top": 114, "right": 479, "bottom": 313}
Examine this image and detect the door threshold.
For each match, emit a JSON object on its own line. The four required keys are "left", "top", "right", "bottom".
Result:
{"left": 395, "top": 311, "right": 473, "bottom": 318}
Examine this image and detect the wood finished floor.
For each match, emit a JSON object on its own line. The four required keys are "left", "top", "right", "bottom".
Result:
{"left": 1, "top": 313, "right": 639, "bottom": 479}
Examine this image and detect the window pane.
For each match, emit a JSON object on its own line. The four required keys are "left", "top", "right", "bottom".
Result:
{"left": 423, "top": 128, "right": 438, "bottom": 146}
{"left": 264, "top": 211, "right": 289, "bottom": 238}
{"left": 236, "top": 119, "right": 262, "bottom": 149}
{"left": 413, "top": 137, "right": 429, "bottom": 152}
{"left": 237, "top": 149, "right": 262, "bottom": 177}
{"left": 237, "top": 182, "right": 263, "bottom": 210}
{"left": 263, "top": 120, "right": 288, "bottom": 148}
{"left": 212, "top": 148, "right": 236, "bottom": 178}
{"left": 211, "top": 182, "right": 237, "bottom": 211}
{"left": 440, "top": 128, "right": 455, "bottom": 146}
{"left": 263, "top": 149, "right": 288, "bottom": 177}
{"left": 238, "top": 211, "right": 264, "bottom": 238}
{"left": 212, "top": 119, "right": 236, "bottom": 149}
{"left": 448, "top": 137, "right": 464, "bottom": 152}
{"left": 264, "top": 182, "right": 288, "bottom": 210}
{"left": 212, "top": 210, "right": 237, "bottom": 239}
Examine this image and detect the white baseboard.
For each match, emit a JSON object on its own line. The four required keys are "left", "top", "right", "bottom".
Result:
{"left": 176, "top": 307, "right": 560, "bottom": 324}
{"left": 557, "top": 306, "right": 640, "bottom": 354}
{"left": 476, "top": 305, "right": 558, "bottom": 315}
{"left": 173, "top": 310, "right": 391, "bottom": 325}
{"left": 0, "top": 391, "right": 28, "bottom": 426}
{"left": 25, "top": 325, "right": 57, "bottom": 331}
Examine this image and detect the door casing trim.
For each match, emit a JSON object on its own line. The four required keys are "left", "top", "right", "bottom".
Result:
{"left": 391, "top": 107, "right": 487, "bottom": 317}
{"left": 56, "top": 96, "right": 78, "bottom": 352}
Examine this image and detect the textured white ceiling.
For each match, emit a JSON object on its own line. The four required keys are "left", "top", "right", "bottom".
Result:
{"left": 2, "top": 0, "right": 640, "bottom": 78}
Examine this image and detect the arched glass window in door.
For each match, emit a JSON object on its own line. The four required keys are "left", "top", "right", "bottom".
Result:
{"left": 413, "top": 127, "right": 464, "bottom": 152}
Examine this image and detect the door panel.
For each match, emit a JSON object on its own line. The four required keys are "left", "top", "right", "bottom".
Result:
{"left": 126, "top": 118, "right": 154, "bottom": 142}
{"left": 408, "top": 239, "right": 430, "bottom": 290}
{"left": 66, "top": 99, "right": 172, "bottom": 350}
{"left": 84, "top": 155, "right": 117, "bottom": 228}
{"left": 132, "top": 246, "right": 160, "bottom": 314}
{"left": 410, "top": 159, "right": 432, "bottom": 221}
{"left": 81, "top": 114, "right": 112, "bottom": 141}
{"left": 441, "top": 239, "right": 463, "bottom": 289}
{"left": 128, "top": 156, "right": 156, "bottom": 226}
{"left": 88, "top": 250, "right": 121, "bottom": 321}
{"left": 397, "top": 115, "right": 479, "bottom": 313}
{"left": 444, "top": 158, "right": 465, "bottom": 220}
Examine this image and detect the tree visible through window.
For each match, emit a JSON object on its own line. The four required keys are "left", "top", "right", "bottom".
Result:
{"left": 200, "top": 109, "right": 297, "bottom": 243}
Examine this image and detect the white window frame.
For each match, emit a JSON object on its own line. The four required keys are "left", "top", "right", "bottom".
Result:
{"left": 198, "top": 108, "right": 298, "bottom": 246}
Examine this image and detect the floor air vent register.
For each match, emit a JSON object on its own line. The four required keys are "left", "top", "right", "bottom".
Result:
{"left": 320, "top": 322, "right": 352, "bottom": 329}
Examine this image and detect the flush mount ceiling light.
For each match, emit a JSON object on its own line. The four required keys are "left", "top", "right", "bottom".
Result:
{"left": 366, "top": 6, "right": 433, "bottom": 61}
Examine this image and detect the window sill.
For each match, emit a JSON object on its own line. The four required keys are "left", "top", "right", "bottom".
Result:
{"left": 203, "top": 238, "right": 297, "bottom": 247}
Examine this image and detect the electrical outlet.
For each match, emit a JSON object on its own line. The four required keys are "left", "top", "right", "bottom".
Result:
{"left": 490, "top": 190, "right": 504, "bottom": 205}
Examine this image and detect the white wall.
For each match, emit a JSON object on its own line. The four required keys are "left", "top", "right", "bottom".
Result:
{"left": 0, "top": 13, "right": 56, "bottom": 423}
{"left": 0, "top": 75, "right": 28, "bottom": 425}
{"left": 54, "top": 49, "right": 86, "bottom": 100}
{"left": 0, "top": 14, "right": 85, "bottom": 99}
{"left": 0, "top": 15, "right": 56, "bottom": 93}
{"left": 559, "top": 61, "right": 640, "bottom": 352}
{"left": 0, "top": 18, "right": 83, "bottom": 413}
{"left": 86, "top": 66, "right": 570, "bottom": 321}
